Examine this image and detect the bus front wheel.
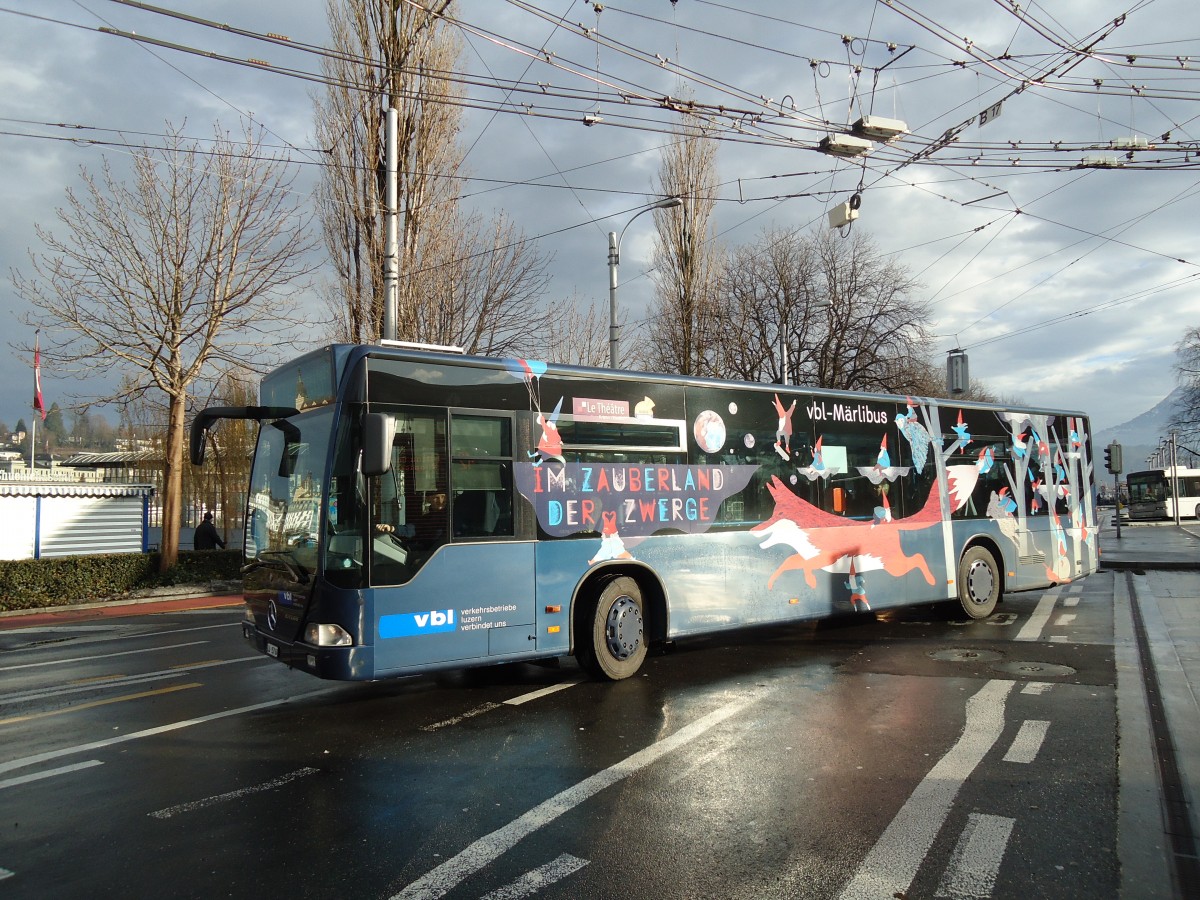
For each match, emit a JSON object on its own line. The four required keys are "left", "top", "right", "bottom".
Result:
{"left": 578, "top": 576, "right": 647, "bottom": 681}
{"left": 957, "top": 546, "right": 1000, "bottom": 619}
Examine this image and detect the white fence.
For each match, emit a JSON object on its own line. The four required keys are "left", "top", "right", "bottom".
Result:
{"left": 0, "top": 481, "right": 154, "bottom": 560}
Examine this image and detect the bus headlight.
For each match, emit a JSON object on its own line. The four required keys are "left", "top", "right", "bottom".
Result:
{"left": 305, "top": 623, "right": 353, "bottom": 647}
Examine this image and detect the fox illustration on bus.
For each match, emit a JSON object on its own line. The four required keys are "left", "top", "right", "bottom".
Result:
{"left": 753, "top": 473, "right": 940, "bottom": 590}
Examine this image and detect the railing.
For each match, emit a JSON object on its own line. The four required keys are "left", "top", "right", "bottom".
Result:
{"left": 0, "top": 468, "right": 105, "bottom": 483}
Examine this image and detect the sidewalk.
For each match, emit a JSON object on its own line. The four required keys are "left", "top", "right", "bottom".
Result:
{"left": 1103, "top": 516, "right": 1200, "bottom": 898}
{"left": 1100, "top": 513, "right": 1200, "bottom": 571}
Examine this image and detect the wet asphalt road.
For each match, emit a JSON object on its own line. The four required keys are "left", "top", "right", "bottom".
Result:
{"left": 0, "top": 571, "right": 1137, "bottom": 899}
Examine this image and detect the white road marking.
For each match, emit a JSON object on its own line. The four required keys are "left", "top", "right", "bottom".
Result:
{"left": 2, "top": 622, "right": 234, "bottom": 640}
{"left": 1, "top": 671, "right": 185, "bottom": 704}
{"left": 1055, "top": 613, "right": 1077, "bottom": 626}
{"left": 478, "top": 854, "right": 589, "bottom": 900}
{"left": 0, "top": 657, "right": 262, "bottom": 706}
{"left": 0, "top": 641, "right": 209, "bottom": 672}
{"left": 1063, "top": 596, "right": 1080, "bottom": 607}
{"left": 935, "top": 813, "right": 1015, "bottom": 899}
{"left": 1020, "top": 682, "right": 1052, "bottom": 696}
{"left": 149, "top": 767, "right": 320, "bottom": 819}
{"left": 1014, "top": 595, "right": 1057, "bottom": 641}
{"left": 0, "top": 625, "right": 129, "bottom": 634}
{"left": 389, "top": 695, "right": 758, "bottom": 900}
{"left": 504, "top": 680, "right": 582, "bottom": 706}
{"left": 1048, "top": 635, "right": 1069, "bottom": 643}
{"left": 420, "top": 702, "right": 502, "bottom": 732}
{"left": 1003, "top": 720, "right": 1050, "bottom": 764}
{"left": 0, "top": 866, "right": 12, "bottom": 881}
{"left": 0, "top": 760, "right": 103, "bottom": 792}
{"left": 836, "top": 679, "right": 1014, "bottom": 900}
{"left": 0, "top": 688, "right": 334, "bottom": 777}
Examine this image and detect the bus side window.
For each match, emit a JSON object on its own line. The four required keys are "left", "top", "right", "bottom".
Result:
{"left": 450, "top": 415, "right": 514, "bottom": 539}
{"left": 369, "top": 411, "right": 448, "bottom": 586}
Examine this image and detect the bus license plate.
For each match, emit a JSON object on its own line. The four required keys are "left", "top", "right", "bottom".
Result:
{"left": 267, "top": 643, "right": 279, "bottom": 658}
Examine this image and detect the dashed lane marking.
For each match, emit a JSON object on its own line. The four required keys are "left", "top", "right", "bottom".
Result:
{"left": 504, "top": 680, "right": 582, "bottom": 706}
{"left": 0, "top": 641, "right": 209, "bottom": 672}
{"left": 935, "top": 813, "right": 1016, "bottom": 899}
{"left": 389, "top": 695, "right": 759, "bottom": 900}
{"left": 1003, "top": 720, "right": 1050, "bottom": 764}
{"left": 0, "top": 760, "right": 103, "bottom": 792}
{"left": 1014, "top": 595, "right": 1057, "bottom": 641}
{"left": 420, "top": 703, "right": 502, "bottom": 732}
{"left": 478, "top": 854, "right": 589, "bottom": 900}
{"left": 0, "top": 683, "right": 202, "bottom": 727}
{"left": 149, "top": 767, "right": 320, "bottom": 819}
{"left": 837, "top": 679, "right": 1014, "bottom": 900}
{"left": 0, "top": 687, "right": 335, "bottom": 777}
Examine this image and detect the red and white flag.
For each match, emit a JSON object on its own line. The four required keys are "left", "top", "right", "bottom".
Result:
{"left": 33, "top": 332, "right": 46, "bottom": 421}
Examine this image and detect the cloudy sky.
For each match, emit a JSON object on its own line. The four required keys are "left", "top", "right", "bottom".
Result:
{"left": 2, "top": 0, "right": 1198, "bottom": 436}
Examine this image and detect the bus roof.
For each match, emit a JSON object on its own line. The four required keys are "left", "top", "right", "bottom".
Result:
{"left": 282, "top": 342, "right": 1092, "bottom": 421}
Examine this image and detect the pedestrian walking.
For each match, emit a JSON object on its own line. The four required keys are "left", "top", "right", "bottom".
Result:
{"left": 194, "top": 511, "right": 226, "bottom": 550}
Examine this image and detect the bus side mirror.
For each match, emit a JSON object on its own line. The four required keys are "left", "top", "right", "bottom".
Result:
{"left": 362, "top": 413, "right": 396, "bottom": 476}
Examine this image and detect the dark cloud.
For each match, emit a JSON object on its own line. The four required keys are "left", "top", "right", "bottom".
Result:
{"left": 3, "top": 0, "right": 1196, "bottom": 437}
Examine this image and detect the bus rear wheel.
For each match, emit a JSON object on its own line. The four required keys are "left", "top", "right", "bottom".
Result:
{"left": 957, "top": 546, "right": 1000, "bottom": 619}
{"left": 578, "top": 576, "right": 647, "bottom": 681}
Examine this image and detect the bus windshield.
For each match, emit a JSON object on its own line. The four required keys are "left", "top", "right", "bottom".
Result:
{"left": 244, "top": 409, "right": 336, "bottom": 580}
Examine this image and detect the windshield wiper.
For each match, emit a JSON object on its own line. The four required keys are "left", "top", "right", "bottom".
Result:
{"left": 242, "top": 550, "right": 310, "bottom": 584}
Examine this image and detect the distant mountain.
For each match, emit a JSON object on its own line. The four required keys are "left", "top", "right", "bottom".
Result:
{"left": 1093, "top": 388, "right": 1183, "bottom": 471}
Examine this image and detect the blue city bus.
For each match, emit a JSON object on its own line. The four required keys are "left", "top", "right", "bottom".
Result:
{"left": 190, "top": 342, "right": 1099, "bottom": 681}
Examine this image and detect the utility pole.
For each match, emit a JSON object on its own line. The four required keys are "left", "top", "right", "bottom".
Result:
{"left": 1170, "top": 431, "right": 1181, "bottom": 526}
{"left": 383, "top": 107, "right": 399, "bottom": 342}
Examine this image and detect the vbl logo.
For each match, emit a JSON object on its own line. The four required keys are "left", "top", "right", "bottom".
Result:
{"left": 413, "top": 609, "right": 455, "bottom": 630}
{"left": 380, "top": 608, "right": 456, "bottom": 639}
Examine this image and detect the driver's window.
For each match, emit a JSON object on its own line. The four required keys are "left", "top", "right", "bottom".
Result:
{"left": 370, "top": 411, "right": 448, "bottom": 585}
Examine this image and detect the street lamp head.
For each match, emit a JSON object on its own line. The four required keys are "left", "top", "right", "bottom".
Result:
{"left": 653, "top": 197, "right": 683, "bottom": 210}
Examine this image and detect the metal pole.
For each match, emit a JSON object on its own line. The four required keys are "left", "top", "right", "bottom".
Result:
{"left": 779, "top": 316, "right": 789, "bottom": 386}
{"left": 1114, "top": 474, "right": 1121, "bottom": 539}
{"left": 607, "top": 230, "right": 619, "bottom": 368}
{"left": 1171, "top": 432, "right": 1181, "bottom": 526}
{"left": 383, "top": 107, "right": 399, "bottom": 343}
{"left": 607, "top": 198, "right": 683, "bottom": 370}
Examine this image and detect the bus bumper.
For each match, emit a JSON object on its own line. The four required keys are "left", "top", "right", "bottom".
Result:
{"left": 242, "top": 622, "right": 374, "bottom": 680}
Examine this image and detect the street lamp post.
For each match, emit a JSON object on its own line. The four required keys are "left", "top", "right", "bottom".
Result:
{"left": 608, "top": 197, "right": 683, "bottom": 369}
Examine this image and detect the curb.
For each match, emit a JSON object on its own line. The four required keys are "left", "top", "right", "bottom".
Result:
{"left": 0, "top": 584, "right": 242, "bottom": 623}
{"left": 1101, "top": 560, "right": 1200, "bottom": 572}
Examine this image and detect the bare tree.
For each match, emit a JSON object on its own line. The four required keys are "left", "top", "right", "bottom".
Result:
{"left": 643, "top": 118, "right": 722, "bottom": 376}
{"left": 717, "top": 226, "right": 823, "bottom": 384}
{"left": 716, "top": 225, "right": 933, "bottom": 391}
{"left": 315, "top": 0, "right": 550, "bottom": 347}
{"left": 14, "top": 122, "right": 316, "bottom": 570}
{"left": 419, "top": 213, "right": 552, "bottom": 356}
{"left": 811, "top": 229, "right": 932, "bottom": 392}
{"left": 543, "top": 293, "right": 611, "bottom": 368}
{"left": 1172, "top": 325, "right": 1200, "bottom": 446}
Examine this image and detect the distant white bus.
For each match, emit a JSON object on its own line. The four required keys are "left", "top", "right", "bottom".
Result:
{"left": 1126, "top": 467, "right": 1200, "bottom": 520}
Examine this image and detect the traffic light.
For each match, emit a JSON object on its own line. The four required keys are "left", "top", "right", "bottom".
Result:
{"left": 1104, "top": 442, "right": 1123, "bottom": 474}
